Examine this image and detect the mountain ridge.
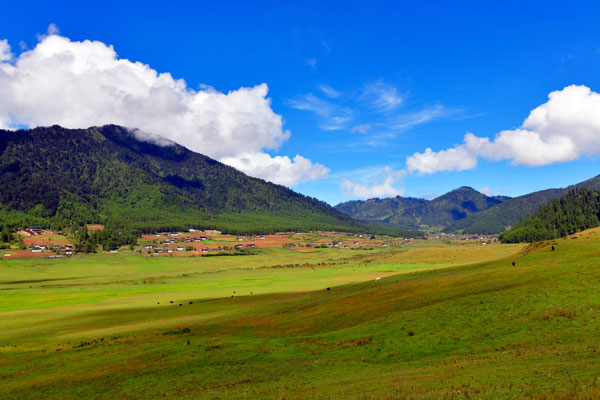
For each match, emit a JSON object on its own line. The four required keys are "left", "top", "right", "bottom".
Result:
{"left": 335, "top": 186, "right": 508, "bottom": 231}
{"left": 0, "top": 125, "right": 413, "bottom": 235}
{"left": 336, "top": 175, "right": 600, "bottom": 234}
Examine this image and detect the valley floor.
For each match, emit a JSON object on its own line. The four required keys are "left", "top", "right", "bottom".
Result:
{"left": 1, "top": 232, "right": 598, "bottom": 398}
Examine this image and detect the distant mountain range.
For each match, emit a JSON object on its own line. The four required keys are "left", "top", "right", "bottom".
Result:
{"left": 335, "top": 175, "right": 600, "bottom": 234}
{"left": 0, "top": 125, "right": 411, "bottom": 235}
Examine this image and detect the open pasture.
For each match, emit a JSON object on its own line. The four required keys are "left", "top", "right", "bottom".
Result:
{"left": 11, "top": 231, "right": 600, "bottom": 398}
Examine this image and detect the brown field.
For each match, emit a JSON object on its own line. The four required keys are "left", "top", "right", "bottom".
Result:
{"left": 20, "top": 232, "right": 71, "bottom": 247}
{"left": 86, "top": 224, "right": 104, "bottom": 231}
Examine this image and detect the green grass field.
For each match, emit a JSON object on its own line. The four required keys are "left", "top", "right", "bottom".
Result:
{"left": 2, "top": 231, "right": 599, "bottom": 399}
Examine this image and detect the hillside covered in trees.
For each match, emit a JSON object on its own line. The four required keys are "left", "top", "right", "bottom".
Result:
{"left": 0, "top": 125, "right": 412, "bottom": 236}
{"left": 499, "top": 189, "right": 600, "bottom": 243}
{"left": 336, "top": 176, "right": 600, "bottom": 234}
{"left": 336, "top": 187, "right": 508, "bottom": 231}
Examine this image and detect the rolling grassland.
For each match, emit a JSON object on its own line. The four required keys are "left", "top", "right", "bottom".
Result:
{"left": 4, "top": 232, "right": 597, "bottom": 398}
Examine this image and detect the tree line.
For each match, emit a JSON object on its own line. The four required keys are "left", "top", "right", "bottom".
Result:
{"left": 500, "top": 189, "right": 600, "bottom": 243}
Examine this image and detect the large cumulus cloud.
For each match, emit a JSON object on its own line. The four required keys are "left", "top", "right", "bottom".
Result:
{"left": 0, "top": 32, "right": 328, "bottom": 185}
{"left": 407, "top": 85, "right": 600, "bottom": 174}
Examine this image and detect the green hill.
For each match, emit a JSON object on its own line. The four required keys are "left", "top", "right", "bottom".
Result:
{"left": 449, "top": 175, "right": 600, "bottom": 234}
{"left": 336, "top": 176, "right": 600, "bottom": 234}
{"left": 335, "top": 186, "right": 506, "bottom": 231}
{"left": 0, "top": 125, "right": 410, "bottom": 235}
{"left": 4, "top": 226, "right": 600, "bottom": 398}
{"left": 499, "top": 189, "right": 600, "bottom": 243}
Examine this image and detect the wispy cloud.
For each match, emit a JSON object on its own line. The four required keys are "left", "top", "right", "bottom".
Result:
{"left": 351, "top": 124, "right": 371, "bottom": 134}
{"left": 305, "top": 58, "right": 317, "bottom": 71}
{"left": 319, "top": 84, "right": 341, "bottom": 98}
{"left": 285, "top": 93, "right": 352, "bottom": 130}
{"left": 287, "top": 80, "right": 464, "bottom": 137}
{"left": 359, "top": 81, "right": 404, "bottom": 112}
{"left": 391, "top": 104, "right": 456, "bottom": 131}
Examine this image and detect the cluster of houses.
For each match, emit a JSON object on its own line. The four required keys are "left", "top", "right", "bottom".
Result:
{"left": 156, "top": 236, "right": 208, "bottom": 245}
{"left": 144, "top": 244, "right": 208, "bottom": 254}
{"left": 31, "top": 244, "right": 73, "bottom": 255}
{"left": 143, "top": 242, "right": 256, "bottom": 255}
{"left": 24, "top": 226, "right": 45, "bottom": 236}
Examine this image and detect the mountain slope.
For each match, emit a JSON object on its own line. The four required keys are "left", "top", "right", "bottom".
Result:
{"left": 335, "top": 187, "right": 507, "bottom": 230}
{"left": 0, "top": 125, "right": 409, "bottom": 235}
{"left": 449, "top": 175, "right": 600, "bottom": 234}
{"left": 336, "top": 175, "right": 600, "bottom": 234}
{"left": 499, "top": 189, "right": 600, "bottom": 243}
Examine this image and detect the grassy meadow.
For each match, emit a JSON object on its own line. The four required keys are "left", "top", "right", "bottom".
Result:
{"left": 2, "top": 230, "right": 599, "bottom": 398}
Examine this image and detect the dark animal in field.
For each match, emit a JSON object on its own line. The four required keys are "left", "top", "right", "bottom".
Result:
{"left": 170, "top": 301, "right": 173, "bottom": 303}
{"left": 327, "top": 287, "right": 330, "bottom": 293}
{"left": 179, "top": 304, "right": 182, "bottom": 306}
{"left": 157, "top": 302, "right": 160, "bottom": 304}
{"left": 512, "top": 261, "right": 516, "bottom": 266}
{"left": 189, "top": 301, "right": 193, "bottom": 304}
{"left": 551, "top": 246, "right": 555, "bottom": 251}
{"left": 187, "top": 340, "right": 190, "bottom": 345}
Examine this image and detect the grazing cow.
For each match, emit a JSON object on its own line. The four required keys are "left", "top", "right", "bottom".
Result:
{"left": 551, "top": 246, "right": 555, "bottom": 251}
{"left": 157, "top": 302, "right": 160, "bottom": 304}
{"left": 512, "top": 261, "right": 516, "bottom": 266}
{"left": 189, "top": 301, "right": 193, "bottom": 304}
{"left": 179, "top": 304, "right": 182, "bottom": 306}
{"left": 376, "top": 277, "right": 381, "bottom": 281}
{"left": 170, "top": 301, "right": 173, "bottom": 303}
{"left": 327, "top": 287, "right": 330, "bottom": 293}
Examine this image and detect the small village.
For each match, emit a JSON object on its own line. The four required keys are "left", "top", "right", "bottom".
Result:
{"left": 0, "top": 224, "right": 502, "bottom": 260}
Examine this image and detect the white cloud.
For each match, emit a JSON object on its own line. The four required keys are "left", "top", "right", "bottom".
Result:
{"left": 0, "top": 33, "right": 328, "bottom": 186}
{"left": 360, "top": 81, "right": 403, "bottom": 112}
{"left": 319, "top": 84, "right": 340, "bottom": 98}
{"left": 406, "top": 145, "right": 478, "bottom": 174}
{"left": 221, "top": 152, "right": 329, "bottom": 186}
{"left": 286, "top": 93, "right": 352, "bottom": 130}
{"left": 306, "top": 58, "right": 317, "bottom": 70}
{"left": 479, "top": 186, "right": 493, "bottom": 197}
{"left": 47, "top": 23, "right": 60, "bottom": 36}
{"left": 35, "top": 23, "right": 60, "bottom": 41}
{"left": 406, "top": 85, "right": 600, "bottom": 174}
{"left": 0, "top": 39, "right": 12, "bottom": 62}
{"left": 341, "top": 167, "right": 405, "bottom": 199}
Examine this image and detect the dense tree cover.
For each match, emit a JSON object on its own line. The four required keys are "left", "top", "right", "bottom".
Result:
{"left": 336, "top": 187, "right": 507, "bottom": 231}
{"left": 74, "top": 227, "right": 138, "bottom": 253}
{"left": 337, "top": 175, "right": 600, "bottom": 234}
{"left": 499, "top": 189, "right": 600, "bottom": 243}
{"left": 448, "top": 175, "right": 600, "bottom": 234}
{"left": 0, "top": 125, "right": 415, "bottom": 237}
{"left": 0, "top": 224, "right": 13, "bottom": 243}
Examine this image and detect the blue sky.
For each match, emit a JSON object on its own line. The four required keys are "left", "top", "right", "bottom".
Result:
{"left": 2, "top": 1, "right": 600, "bottom": 205}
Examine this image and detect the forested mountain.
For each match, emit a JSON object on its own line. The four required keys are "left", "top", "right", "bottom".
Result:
{"left": 0, "top": 125, "right": 411, "bottom": 235}
{"left": 448, "top": 175, "right": 600, "bottom": 234}
{"left": 335, "top": 187, "right": 507, "bottom": 231}
{"left": 499, "top": 189, "right": 600, "bottom": 243}
{"left": 336, "top": 176, "right": 600, "bottom": 234}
